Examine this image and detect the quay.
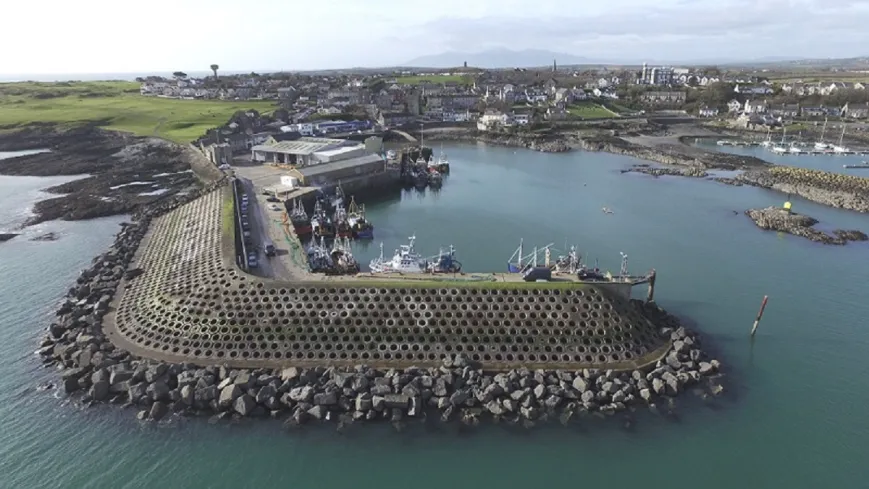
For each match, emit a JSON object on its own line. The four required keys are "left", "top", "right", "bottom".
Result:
{"left": 104, "top": 183, "right": 671, "bottom": 372}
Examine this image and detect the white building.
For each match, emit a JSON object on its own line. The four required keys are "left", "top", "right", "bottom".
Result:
{"left": 477, "top": 110, "right": 510, "bottom": 131}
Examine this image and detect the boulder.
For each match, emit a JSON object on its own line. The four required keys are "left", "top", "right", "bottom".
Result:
{"left": 234, "top": 395, "right": 256, "bottom": 416}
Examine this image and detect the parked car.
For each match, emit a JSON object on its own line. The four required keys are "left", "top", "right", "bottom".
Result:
{"left": 264, "top": 243, "right": 276, "bottom": 257}
{"left": 247, "top": 251, "right": 258, "bottom": 268}
{"left": 268, "top": 204, "right": 281, "bottom": 211}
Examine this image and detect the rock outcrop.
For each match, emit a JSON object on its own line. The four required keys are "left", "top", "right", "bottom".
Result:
{"left": 744, "top": 207, "right": 867, "bottom": 245}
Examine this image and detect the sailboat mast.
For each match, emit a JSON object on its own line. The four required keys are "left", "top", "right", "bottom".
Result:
{"left": 839, "top": 125, "right": 845, "bottom": 146}
{"left": 821, "top": 117, "right": 827, "bottom": 142}
{"left": 517, "top": 239, "right": 523, "bottom": 267}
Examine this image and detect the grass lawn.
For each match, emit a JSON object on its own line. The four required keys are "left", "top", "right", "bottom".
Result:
{"left": 567, "top": 101, "right": 619, "bottom": 119}
{"left": 394, "top": 74, "right": 474, "bottom": 85}
{"left": 0, "top": 81, "right": 276, "bottom": 143}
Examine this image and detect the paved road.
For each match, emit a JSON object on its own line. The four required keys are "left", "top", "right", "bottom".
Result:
{"left": 237, "top": 177, "right": 291, "bottom": 279}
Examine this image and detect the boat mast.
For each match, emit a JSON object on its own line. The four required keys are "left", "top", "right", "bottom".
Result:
{"left": 820, "top": 117, "right": 827, "bottom": 143}
{"left": 839, "top": 125, "right": 845, "bottom": 146}
{"left": 533, "top": 246, "right": 538, "bottom": 267}
{"left": 619, "top": 252, "right": 628, "bottom": 277}
{"left": 518, "top": 238, "right": 523, "bottom": 268}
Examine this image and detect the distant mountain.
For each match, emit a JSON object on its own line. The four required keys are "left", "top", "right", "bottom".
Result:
{"left": 402, "top": 48, "right": 597, "bottom": 68}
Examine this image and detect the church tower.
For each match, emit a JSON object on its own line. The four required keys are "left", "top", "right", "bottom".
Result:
{"left": 553, "top": 59, "right": 557, "bottom": 72}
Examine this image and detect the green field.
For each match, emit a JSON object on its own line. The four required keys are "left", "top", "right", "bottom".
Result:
{"left": 394, "top": 75, "right": 474, "bottom": 85}
{"left": 567, "top": 101, "right": 619, "bottom": 119}
{"left": 0, "top": 81, "right": 275, "bottom": 143}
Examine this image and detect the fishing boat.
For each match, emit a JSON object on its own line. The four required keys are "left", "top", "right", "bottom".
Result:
{"left": 307, "top": 236, "right": 333, "bottom": 273}
{"left": 430, "top": 145, "right": 450, "bottom": 173}
{"left": 333, "top": 205, "right": 353, "bottom": 238}
{"left": 289, "top": 199, "right": 312, "bottom": 236}
{"left": 814, "top": 117, "right": 831, "bottom": 150}
{"left": 413, "top": 170, "right": 428, "bottom": 188}
{"left": 369, "top": 236, "right": 427, "bottom": 273}
{"left": 310, "top": 200, "right": 335, "bottom": 239}
{"left": 602, "top": 207, "right": 613, "bottom": 214}
{"left": 330, "top": 184, "right": 345, "bottom": 211}
{"left": 328, "top": 237, "right": 360, "bottom": 275}
{"left": 507, "top": 239, "right": 555, "bottom": 273}
{"left": 346, "top": 196, "right": 374, "bottom": 239}
{"left": 428, "top": 170, "right": 443, "bottom": 186}
{"left": 424, "top": 245, "right": 462, "bottom": 273}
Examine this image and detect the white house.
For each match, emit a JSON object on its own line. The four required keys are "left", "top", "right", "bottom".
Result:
{"left": 477, "top": 110, "right": 510, "bottom": 131}
{"left": 727, "top": 99, "right": 742, "bottom": 113}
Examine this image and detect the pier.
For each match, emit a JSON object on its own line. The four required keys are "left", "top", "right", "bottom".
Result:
{"left": 104, "top": 183, "right": 672, "bottom": 372}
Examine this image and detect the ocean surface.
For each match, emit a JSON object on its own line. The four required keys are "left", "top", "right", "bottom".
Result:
{"left": 1, "top": 145, "right": 868, "bottom": 488}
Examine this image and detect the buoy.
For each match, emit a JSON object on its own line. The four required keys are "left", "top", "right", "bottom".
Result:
{"left": 783, "top": 200, "right": 792, "bottom": 213}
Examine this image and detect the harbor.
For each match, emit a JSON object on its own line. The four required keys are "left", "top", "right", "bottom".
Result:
{"left": 12, "top": 142, "right": 869, "bottom": 489}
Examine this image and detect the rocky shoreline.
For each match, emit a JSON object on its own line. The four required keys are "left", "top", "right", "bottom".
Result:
{"left": 35, "top": 179, "right": 726, "bottom": 428}
{"left": 621, "top": 164, "right": 708, "bottom": 178}
{"left": 0, "top": 126, "right": 200, "bottom": 228}
{"left": 744, "top": 207, "right": 868, "bottom": 245}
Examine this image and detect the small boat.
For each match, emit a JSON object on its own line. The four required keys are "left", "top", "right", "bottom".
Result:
{"left": 289, "top": 199, "right": 312, "bottom": 236}
{"left": 832, "top": 125, "right": 849, "bottom": 153}
{"left": 788, "top": 144, "right": 803, "bottom": 154}
{"left": 310, "top": 200, "right": 335, "bottom": 239}
{"left": 428, "top": 170, "right": 443, "bottom": 186}
{"left": 333, "top": 205, "right": 353, "bottom": 238}
{"left": 432, "top": 145, "right": 450, "bottom": 173}
{"left": 814, "top": 117, "right": 830, "bottom": 150}
{"left": 346, "top": 196, "right": 374, "bottom": 239}
{"left": 413, "top": 171, "right": 428, "bottom": 188}
{"left": 771, "top": 146, "right": 788, "bottom": 154}
{"left": 602, "top": 207, "right": 614, "bottom": 214}
{"left": 369, "top": 236, "right": 426, "bottom": 273}
{"left": 386, "top": 150, "right": 397, "bottom": 160}
{"left": 507, "top": 239, "right": 555, "bottom": 273}
{"left": 843, "top": 163, "right": 869, "bottom": 169}
{"left": 424, "top": 245, "right": 462, "bottom": 273}
{"left": 307, "top": 236, "right": 333, "bottom": 273}
{"left": 328, "top": 237, "right": 360, "bottom": 275}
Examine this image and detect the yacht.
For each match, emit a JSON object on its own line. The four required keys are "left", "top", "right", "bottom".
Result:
{"left": 788, "top": 143, "right": 804, "bottom": 154}
{"left": 771, "top": 127, "right": 788, "bottom": 153}
{"left": 814, "top": 118, "right": 831, "bottom": 150}
{"left": 760, "top": 127, "right": 773, "bottom": 147}
{"left": 831, "top": 125, "right": 850, "bottom": 153}
{"left": 369, "top": 236, "right": 426, "bottom": 273}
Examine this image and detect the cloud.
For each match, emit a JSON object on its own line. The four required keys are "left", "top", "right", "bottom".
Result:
{"left": 413, "top": 0, "right": 869, "bottom": 61}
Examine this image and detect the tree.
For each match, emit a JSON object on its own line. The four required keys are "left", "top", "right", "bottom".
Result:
{"left": 172, "top": 71, "right": 187, "bottom": 79}
{"left": 210, "top": 64, "right": 219, "bottom": 78}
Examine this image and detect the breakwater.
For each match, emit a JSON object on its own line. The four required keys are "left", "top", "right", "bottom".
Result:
{"left": 738, "top": 167, "right": 869, "bottom": 213}
{"left": 36, "top": 178, "right": 726, "bottom": 427}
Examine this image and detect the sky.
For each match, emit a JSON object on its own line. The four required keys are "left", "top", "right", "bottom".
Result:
{"left": 2, "top": 0, "right": 869, "bottom": 74}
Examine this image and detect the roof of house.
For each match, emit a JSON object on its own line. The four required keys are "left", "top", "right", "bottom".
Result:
{"left": 298, "top": 154, "right": 383, "bottom": 179}
{"left": 252, "top": 137, "right": 344, "bottom": 155}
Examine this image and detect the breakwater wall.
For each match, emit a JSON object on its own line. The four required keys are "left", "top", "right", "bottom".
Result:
{"left": 737, "top": 167, "right": 869, "bottom": 213}
{"left": 38, "top": 182, "right": 726, "bottom": 426}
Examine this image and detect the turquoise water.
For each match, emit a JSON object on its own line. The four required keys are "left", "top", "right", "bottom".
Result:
{"left": 2, "top": 145, "right": 869, "bottom": 488}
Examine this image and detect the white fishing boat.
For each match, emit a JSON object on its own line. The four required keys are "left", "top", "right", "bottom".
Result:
{"left": 369, "top": 235, "right": 426, "bottom": 273}
{"left": 507, "top": 239, "right": 555, "bottom": 273}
